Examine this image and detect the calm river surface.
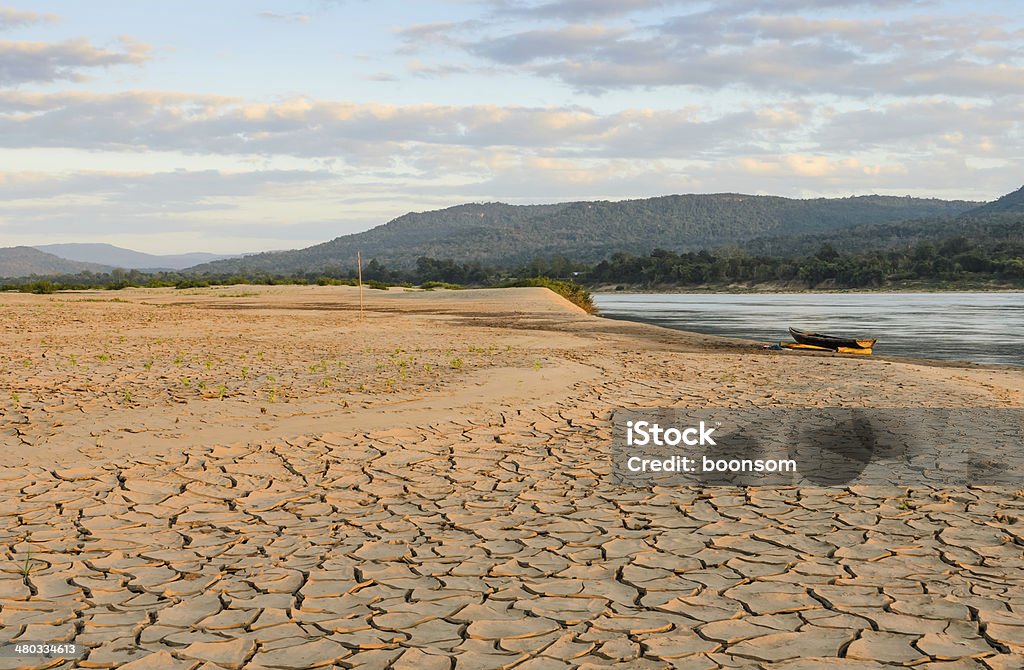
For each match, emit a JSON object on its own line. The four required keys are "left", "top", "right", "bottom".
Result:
{"left": 594, "top": 292, "right": 1024, "bottom": 366}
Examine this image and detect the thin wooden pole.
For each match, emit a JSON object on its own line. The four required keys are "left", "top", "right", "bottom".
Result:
{"left": 357, "top": 250, "right": 364, "bottom": 319}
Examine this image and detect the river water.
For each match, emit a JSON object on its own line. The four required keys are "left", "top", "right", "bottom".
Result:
{"left": 594, "top": 292, "right": 1024, "bottom": 366}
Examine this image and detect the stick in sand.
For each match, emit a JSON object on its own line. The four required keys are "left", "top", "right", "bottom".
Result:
{"left": 357, "top": 250, "right": 364, "bottom": 318}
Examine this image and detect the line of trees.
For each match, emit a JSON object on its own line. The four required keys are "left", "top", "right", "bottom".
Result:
{"left": 3, "top": 233, "right": 1023, "bottom": 294}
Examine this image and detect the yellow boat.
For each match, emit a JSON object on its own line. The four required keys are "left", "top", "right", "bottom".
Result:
{"left": 789, "top": 327, "right": 876, "bottom": 350}
{"left": 780, "top": 342, "right": 873, "bottom": 355}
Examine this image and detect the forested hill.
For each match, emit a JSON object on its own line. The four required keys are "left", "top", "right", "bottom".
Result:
{"left": 0, "top": 247, "right": 111, "bottom": 278}
{"left": 189, "top": 193, "right": 977, "bottom": 273}
{"left": 965, "top": 184, "right": 1024, "bottom": 215}
{"left": 744, "top": 189, "right": 1024, "bottom": 258}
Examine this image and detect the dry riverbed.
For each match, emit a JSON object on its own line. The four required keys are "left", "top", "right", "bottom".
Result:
{"left": 1, "top": 285, "right": 1022, "bottom": 669}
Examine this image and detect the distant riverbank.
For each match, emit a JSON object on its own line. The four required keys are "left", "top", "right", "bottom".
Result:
{"left": 590, "top": 280, "right": 1024, "bottom": 294}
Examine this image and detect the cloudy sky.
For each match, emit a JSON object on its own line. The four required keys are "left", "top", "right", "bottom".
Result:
{"left": 1, "top": 0, "right": 1022, "bottom": 254}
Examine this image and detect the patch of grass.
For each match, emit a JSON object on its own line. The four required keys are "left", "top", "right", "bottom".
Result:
{"left": 450, "top": 357, "right": 464, "bottom": 370}
{"left": 316, "top": 277, "right": 358, "bottom": 286}
{"left": 20, "top": 549, "right": 34, "bottom": 577}
{"left": 122, "top": 389, "right": 133, "bottom": 405}
{"left": 420, "top": 281, "right": 464, "bottom": 290}
{"left": 10, "top": 392, "right": 20, "bottom": 406}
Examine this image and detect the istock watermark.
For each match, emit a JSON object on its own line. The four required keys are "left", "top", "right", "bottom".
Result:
{"left": 612, "top": 408, "right": 1024, "bottom": 487}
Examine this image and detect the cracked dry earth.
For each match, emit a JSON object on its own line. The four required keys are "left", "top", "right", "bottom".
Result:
{"left": 1, "top": 285, "right": 1023, "bottom": 669}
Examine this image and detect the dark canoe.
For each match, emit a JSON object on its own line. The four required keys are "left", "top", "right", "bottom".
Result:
{"left": 789, "top": 327, "right": 876, "bottom": 351}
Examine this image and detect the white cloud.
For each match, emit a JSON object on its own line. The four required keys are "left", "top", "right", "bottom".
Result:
{"left": 258, "top": 11, "right": 311, "bottom": 23}
{"left": 0, "top": 36, "right": 150, "bottom": 85}
{"left": 0, "top": 6, "right": 59, "bottom": 31}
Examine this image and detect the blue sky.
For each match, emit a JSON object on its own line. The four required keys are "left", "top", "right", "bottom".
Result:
{"left": 1, "top": 0, "right": 1022, "bottom": 254}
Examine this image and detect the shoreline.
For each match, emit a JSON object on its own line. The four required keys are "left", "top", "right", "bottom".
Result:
{"left": 591, "top": 285, "right": 1024, "bottom": 295}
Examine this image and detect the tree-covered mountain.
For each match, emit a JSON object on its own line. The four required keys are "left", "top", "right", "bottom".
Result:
{"left": 0, "top": 247, "right": 111, "bottom": 278}
{"left": 964, "top": 184, "right": 1024, "bottom": 215}
{"left": 189, "top": 193, "right": 978, "bottom": 273}
{"left": 743, "top": 198, "right": 1024, "bottom": 258}
{"left": 33, "top": 243, "right": 238, "bottom": 270}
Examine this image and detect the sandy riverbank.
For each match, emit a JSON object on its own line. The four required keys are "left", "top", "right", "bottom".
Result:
{"left": 1, "top": 285, "right": 1022, "bottom": 668}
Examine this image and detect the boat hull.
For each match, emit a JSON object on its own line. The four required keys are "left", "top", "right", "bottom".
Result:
{"left": 789, "top": 327, "right": 876, "bottom": 351}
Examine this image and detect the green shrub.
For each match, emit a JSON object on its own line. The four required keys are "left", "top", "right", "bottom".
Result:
{"left": 27, "top": 280, "right": 57, "bottom": 294}
{"left": 420, "top": 281, "right": 464, "bottom": 290}
{"left": 506, "top": 277, "right": 595, "bottom": 313}
{"left": 316, "top": 277, "right": 358, "bottom": 286}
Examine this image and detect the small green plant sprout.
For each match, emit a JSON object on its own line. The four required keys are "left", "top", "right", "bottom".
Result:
{"left": 358, "top": 383, "right": 367, "bottom": 392}
{"left": 204, "top": 360, "right": 213, "bottom": 370}
{"left": 22, "top": 358, "right": 32, "bottom": 368}
{"left": 96, "top": 353, "right": 109, "bottom": 362}
{"left": 181, "top": 377, "right": 191, "bottom": 387}
{"left": 68, "top": 354, "right": 78, "bottom": 367}
{"left": 375, "top": 363, "right": 386, "bottom": 371}
{"left": 423, "top": 363, "right": 433, "bottom": 373}
{"left": 898, "top": 499, "right": 915, "bottom": 510}
{"left": 450, "top": 358, "right": 463, "bottom": 370}
{"left": 174, "top": 353, "right": 184, "bottom": 367}
{"left": 256, "top": 351, "right": 265, "bottom": 360}
{"left": 197, "top": 380, "right": 206, "bottom": 390}
{"left": 20, "top": 548, "right": 34, "bottom": 577}
{"left": 532, "top": 360, "right": 544, "bottom": 370}
{"left": 122, "top": 389, "right": 133, "bottom": 405}
{"left": 266, "top": 374, "right": 276, "bottom": 383}
{"left": 218, "top": 384, "right": 227, "bottom": 400}
{"left": 10, "top": 392, "right": 20, "bottom": 406}
{"left": 320, "top": 377, "right": 330, "bottom": 389}
{"left": 336, "top": 360, "right": 346, "bottom": 369}
{"left": 143, "top": 360, "right": 153, "bottom": 371}
{"left": 267, "top": 386, "right": 278, "bottom": 403}
{"left": 241, "top": 366, "right": 250, "bottom": 380}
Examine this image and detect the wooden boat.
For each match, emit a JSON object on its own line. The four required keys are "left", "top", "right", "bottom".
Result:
{"left": 789, "top": 327, "right": 876, "bottom": 351}
{"left": 780, "top": 342, "right": 873, "bottom": 355}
